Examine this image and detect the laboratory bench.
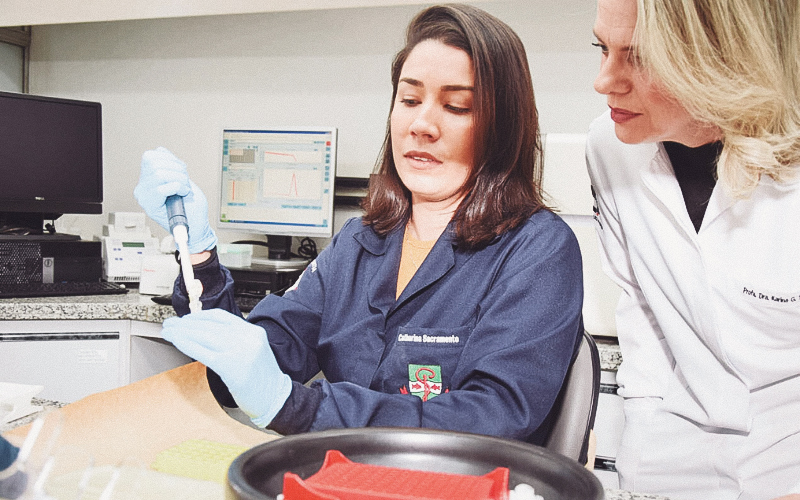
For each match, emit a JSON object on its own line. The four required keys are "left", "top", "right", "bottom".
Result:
{"left": 0, "top": 292, "right": 649, "bottom": 499}
{"left": 0, "top": 290, "right": 187, "bottom": 403}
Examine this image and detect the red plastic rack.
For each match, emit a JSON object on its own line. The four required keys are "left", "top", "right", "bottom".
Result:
{"left": 282, "top": 449, "right": 510, "bottom": 500}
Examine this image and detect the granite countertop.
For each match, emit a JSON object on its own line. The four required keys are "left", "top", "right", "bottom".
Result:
{"left": 0, "top": 397, "right": 67, "bottom": 432}
{"left": 595, "top": 337, "right": 622, "bottom": 371}
{"left": 0, "top": 291, "right": 624, "bottom": 370}
{"left": 0, "top": 290, "right": 175, "bottom": 323}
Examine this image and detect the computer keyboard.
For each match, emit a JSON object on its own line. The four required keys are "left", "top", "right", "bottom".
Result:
{"left": 0, "top": 281, "right": 129, "bottom": 298}
{"left": 233, "top": 294, "right": 264, "bottom": 312}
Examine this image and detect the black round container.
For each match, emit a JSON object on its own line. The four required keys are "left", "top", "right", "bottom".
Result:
{"left": 226, "top": 428, "right": 605, "bottom": 500}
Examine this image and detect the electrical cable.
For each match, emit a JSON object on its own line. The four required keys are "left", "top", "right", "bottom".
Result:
{"left": 296, "top": 237, "right": 318, "bottom": 259}
{"left": 0, "top": 226, "right": 33, "bottom": 235}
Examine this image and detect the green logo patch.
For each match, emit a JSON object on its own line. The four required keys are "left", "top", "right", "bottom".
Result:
{"left": 407, "top": 364, "right": 443, "bottom": 402}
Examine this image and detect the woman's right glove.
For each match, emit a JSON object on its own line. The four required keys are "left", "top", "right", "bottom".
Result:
{"left": 161, "top": 308, "right": 293, "bottom": 428}
{"left": 134, "top": 147, "right": 218, "bottom": 254}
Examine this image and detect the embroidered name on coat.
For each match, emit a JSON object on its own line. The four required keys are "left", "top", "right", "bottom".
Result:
{"left": 397, "top": 333, "right": 460, "bottom": 344}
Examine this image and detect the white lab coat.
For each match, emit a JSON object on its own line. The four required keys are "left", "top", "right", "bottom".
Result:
{"left": 586, "top": 111, "right": 800, "bottom": 499}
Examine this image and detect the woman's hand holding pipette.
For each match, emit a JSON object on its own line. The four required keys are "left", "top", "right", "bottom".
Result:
{"left": 134, "top": 147, "right": 217, "bottom": 255}
{"left": 135, "top": 147, "right": 214, "bottom": 312}
{"left": 161, "top": 309, "right": 293, "bottom": 427}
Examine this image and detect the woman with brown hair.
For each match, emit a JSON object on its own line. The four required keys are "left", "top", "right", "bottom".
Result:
{"left": 136, "top": 4, "right": 583, "bottom": 444}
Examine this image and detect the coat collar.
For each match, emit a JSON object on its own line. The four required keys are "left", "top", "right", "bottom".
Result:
{"left": 352, "top": 222, "right": 393, "bottom": 256}
{"left": 640, "top": 144, "right": 736, "bottom": 236}
{"left": 640, "top": 144, "right": 697, "bottom": 237}
{"left": 702, "top": 181, "right": 737, "bottom": 231}
{"left": 395, "top": 227, "right": 457, "bottom": 306}
{"left": 353, "top": 222, "right": 457, "bottom": 316}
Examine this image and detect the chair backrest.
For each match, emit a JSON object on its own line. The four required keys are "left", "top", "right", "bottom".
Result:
{"left": 542, "top": 330, "right": 601, "bottom": 465}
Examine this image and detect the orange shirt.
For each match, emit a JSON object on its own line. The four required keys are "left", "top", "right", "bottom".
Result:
{"left": 396, "top": 226, "right": 437, "bottom": 299}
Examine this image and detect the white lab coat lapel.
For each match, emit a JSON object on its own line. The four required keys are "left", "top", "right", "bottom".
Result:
{"left": 698, "top": 180, "right": 736, "bottom": 233}
{"left": 638, "top": 145, "right": 699, "bottom": 240}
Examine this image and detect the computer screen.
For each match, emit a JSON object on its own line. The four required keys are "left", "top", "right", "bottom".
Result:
{"left": 0, "top": 91, "right": 102, "bottom": 235}
{"left": 218, "top": 127, "right": 337, "bottom": 258}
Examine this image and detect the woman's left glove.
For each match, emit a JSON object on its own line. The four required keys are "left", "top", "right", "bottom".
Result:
{"left": 161, "top": 308, "right": 292, "bottom": 427}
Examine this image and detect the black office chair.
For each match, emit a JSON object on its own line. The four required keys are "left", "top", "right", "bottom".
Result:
{"left": 541, "top": 330, "right": 601, "bottom": 465}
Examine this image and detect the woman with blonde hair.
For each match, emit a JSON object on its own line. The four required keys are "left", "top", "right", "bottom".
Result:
{"left": 587, "top": 0, "right": 800, "bottom": 498}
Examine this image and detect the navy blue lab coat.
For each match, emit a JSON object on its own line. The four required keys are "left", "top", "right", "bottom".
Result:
{"left": 174, "top": 212, "right": 583, "bottom": 444}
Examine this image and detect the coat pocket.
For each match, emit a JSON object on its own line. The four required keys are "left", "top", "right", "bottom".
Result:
{"left": 372, "top": 326, "right": 471, "bottom": 398}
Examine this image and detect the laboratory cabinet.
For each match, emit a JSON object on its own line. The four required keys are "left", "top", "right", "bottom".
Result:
{"left": 0, "top": 318, "right": 191, "bottom": 403}
{"left": 0, "top": 319, "right": 127, "bottom": 402}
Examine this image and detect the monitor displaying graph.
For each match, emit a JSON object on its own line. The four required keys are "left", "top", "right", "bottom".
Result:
{"left": 218, "top": 127, "right": 337, "bottom": 238}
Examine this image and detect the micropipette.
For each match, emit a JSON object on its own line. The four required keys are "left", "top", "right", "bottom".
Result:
{"left": 165, "top": 194, "right": 203, "bottom": 314}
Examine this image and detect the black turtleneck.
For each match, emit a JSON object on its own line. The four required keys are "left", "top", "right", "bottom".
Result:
{"left": 663, "top": 141, "right": 722, "bottom": 232}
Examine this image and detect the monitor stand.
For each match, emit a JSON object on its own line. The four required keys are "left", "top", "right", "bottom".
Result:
{"left": 245, "top": 235, "right": 309, "bottom": 271}
{"left": 266, "top": 235, "right": 293, "bottom": 260}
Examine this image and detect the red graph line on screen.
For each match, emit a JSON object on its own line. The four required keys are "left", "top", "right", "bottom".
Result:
{"left": 262, "top": 172, "right": 301, "bottom": 198}
{"left": 264, "top": 151, "right": 298, "bottom": 162}
{"left": 231, "top": 180, "right": 241, "bottom": 201}
{"left": 287, "top": 172, "right": 299, "bottom": 197}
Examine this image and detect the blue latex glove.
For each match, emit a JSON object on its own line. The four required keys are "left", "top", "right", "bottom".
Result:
{"left": 134, "top": 147, "right": 218, "bottom": 254}
{"left": 161, "top": 308, "right": 292, "bottom": 427}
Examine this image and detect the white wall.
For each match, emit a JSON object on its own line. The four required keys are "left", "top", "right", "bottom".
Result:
{"left": 28, "top": 0, "right": 604, "bottom": 240}
{"left": 0, "top": 42, "right": 24, "bottom": 92}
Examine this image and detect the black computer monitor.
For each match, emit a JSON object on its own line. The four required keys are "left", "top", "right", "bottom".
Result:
{"left": 0, "top": 91, "right": 102, "bottom": 237}
{"left": 217, "top": 127, "right": 337, "bottom": 260}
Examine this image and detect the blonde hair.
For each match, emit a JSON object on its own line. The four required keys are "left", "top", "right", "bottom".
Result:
{"left": 635, "top": 0, "right": 800, "bottom": 196}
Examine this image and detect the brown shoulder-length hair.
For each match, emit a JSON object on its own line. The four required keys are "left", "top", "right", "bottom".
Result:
{"left": 361, "top": 3, "right": 547, "bottom": 250}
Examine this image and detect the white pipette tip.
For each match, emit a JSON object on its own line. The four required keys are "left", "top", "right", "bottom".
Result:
{"left": 171, "top": 224, "right": 203, "bottom": 313}
{"left": 187, "top": 279, "right": 204, "bottom": 314}
{"left": 16, "top": 417, "right": 45, "bottom": 466}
